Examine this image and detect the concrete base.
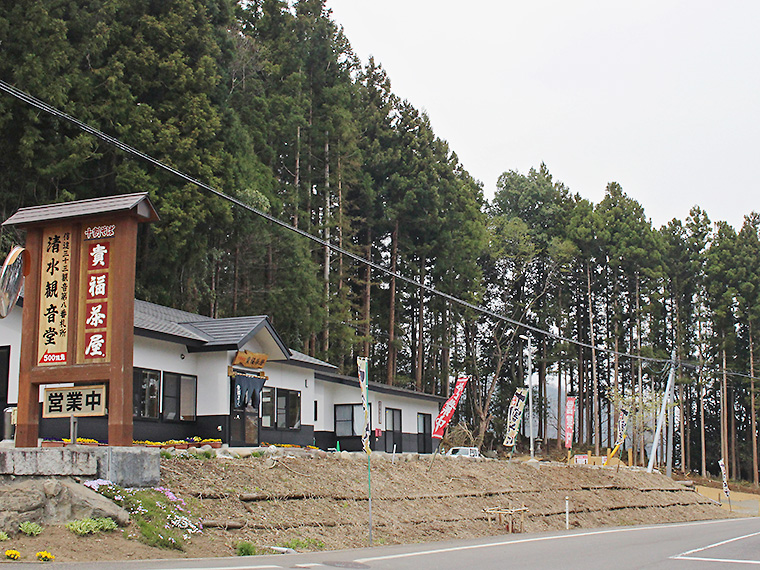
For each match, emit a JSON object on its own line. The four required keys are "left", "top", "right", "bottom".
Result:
{"left": 91, "top": 446, "right": 160, "bottom": 487}
{"left": 0, "top": 447, "right": 160, "bottom": 487}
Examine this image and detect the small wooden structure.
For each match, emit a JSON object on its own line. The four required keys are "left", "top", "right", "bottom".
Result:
{"left": 483, "top": 503, "right": 528, "bottom": 533}
{"left": 3, "top": 193, "right": 158, "bottom": 447}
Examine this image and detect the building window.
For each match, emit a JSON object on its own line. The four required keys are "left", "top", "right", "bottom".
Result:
{"left": 261, "top": 387, "right": 274, "bottom": 427}
{"left": 277, "top": 388, "right": 301, "bottom": 429}
{"left": 261, "top": 387, "right": 301, "bottom": 430}
{"left": 133, "top": 368, "right": 160, "bottom": 419}
{"left": 335, "top": 404, "right": 371, "bottom": 437}
{"left": 314, "top": 400, "right": 318, "bottom": 422}
{"left": 163, "top": 372, "right": 196, "bottom": 422}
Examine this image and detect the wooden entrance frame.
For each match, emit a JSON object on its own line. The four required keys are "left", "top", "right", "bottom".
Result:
{"left": 3, "top": 193, "right": 158, "bottom": 447}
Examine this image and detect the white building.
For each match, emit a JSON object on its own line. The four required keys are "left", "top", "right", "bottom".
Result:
{"left": 0, "top": 298, "right": 443, "bottom": 451}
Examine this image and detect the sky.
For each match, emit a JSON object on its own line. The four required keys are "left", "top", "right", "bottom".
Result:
{"left": 325, "top": 1, "right": 760, "bottom": 230}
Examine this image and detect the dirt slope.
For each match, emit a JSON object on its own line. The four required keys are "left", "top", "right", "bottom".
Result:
{"left": 1, "top": 452, "right": 731, "bottom": 563}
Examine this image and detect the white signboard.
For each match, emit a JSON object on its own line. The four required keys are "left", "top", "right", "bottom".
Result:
{"left": 42, "top": 385, "right": 106, "bottom": 418}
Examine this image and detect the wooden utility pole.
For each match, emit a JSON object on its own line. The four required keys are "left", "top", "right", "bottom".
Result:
{"left": 751, "top": 324, "right": 758, "bottom": 487}
{"left": 722, "top": 346, "right": 729, "bottom": 479}
{"left": 587, "top": 262, "right": 600, "bottom": 455}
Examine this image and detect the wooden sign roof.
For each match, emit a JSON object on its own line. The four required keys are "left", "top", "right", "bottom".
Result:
{"left": 3, "top": 192, "right": 159, "bottom": 227}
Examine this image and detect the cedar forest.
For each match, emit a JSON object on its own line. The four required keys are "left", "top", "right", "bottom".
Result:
{"left": 0, "top": 0, "right": 757, "bottom": 484}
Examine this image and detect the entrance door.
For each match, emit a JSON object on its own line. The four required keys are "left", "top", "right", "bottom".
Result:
{"left": 229, "top": 376, "right": 260, "bottom": 447}
{"left": 417, "top": 412, "right": 432, "bottom": 453}
{"left": 230, "top": 407, "right": 259, "bottom": 447}
{"left": 385, "top": 408, "right": 402, "bottom": 453}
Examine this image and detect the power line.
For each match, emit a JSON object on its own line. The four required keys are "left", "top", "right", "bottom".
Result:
{"left": 1, "top": 79, "right": 756, "bottom": 383}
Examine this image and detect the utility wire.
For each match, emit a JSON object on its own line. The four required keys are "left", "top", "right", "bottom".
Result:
{"left": 1, "top": 79, "right": 756, "bottom": 383}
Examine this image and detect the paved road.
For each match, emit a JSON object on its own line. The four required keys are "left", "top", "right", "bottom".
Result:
{"left": 12, "top": 518, "right": 760, "bottom": 570}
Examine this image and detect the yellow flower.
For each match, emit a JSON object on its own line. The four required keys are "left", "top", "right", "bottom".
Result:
{"left": 5, "top": 549, "right": 21, "bottom": 560}
{"left": 36, "top": 550, "right": 55, "bottom": 562}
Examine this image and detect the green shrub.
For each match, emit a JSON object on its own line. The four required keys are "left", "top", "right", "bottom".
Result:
{"left": 19, "top": 521, "right": 43, "bottom": 536}
{"left": 0, "top": 531, "right": 9, "bottom": 541}
{"left": 279, "top": 537, "right": 325, "bottom": 551}
{"left": 236, "top": 541, "right": 263, "bottom": 556}
{"left": 65, "top": 517, "right": 118, "bottom": 536}
{"left": 160, "top": 450, "right": 172, "bottom": 459}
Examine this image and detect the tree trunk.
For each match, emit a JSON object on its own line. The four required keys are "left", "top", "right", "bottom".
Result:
{"left": 306, "top": 104, "right": 312, "bottom": 233}
{"left": 294, "top": 126, "right": 301, "bottom": 228}
{"left": 578, "top": 344, "right": 584, "bottom": 444}
{"left": 387, "top": 221, "right": 398, "bottom": 385}
{"left": 322, "top": 132, "right": 330, "bottom": 354}
{"left": 362, "top": 229, "right": 371, "bottom": 358}
{"left": 557, "top": 358, "right": 563, "bottom": 451}
{"left": 415, "top": 260, "right": 426, "bottom": 392}
{"left": 442, "top": 300, "right": 451, "bottom": 398}
{"left": 685, "top": 384, "right": 691, "bottom": 472}
{"left": 337, "top": 153, "right": 346, "bottom": 370}
{"left": 539, "top": 339, "right": 547, "bottom": 439}
{"left": 614, "top": 333, "right": 619, "bottom": 440}
{"left": 232, "top": 243, "right": 239, "bottom": 315}
{"left": 730, "top": 383, "right": 737, "bottom": 480}
{"left": 337, "top": 153, "right": 344, "bottom": 294}
{"left": 700, "top": 381, "right": 707, "bottom": 477}
{"left": 722, "top": 346, "right": 729, "bottom": 479}
{"left": 678, "top": 383, "right": 685, "bottom": 474}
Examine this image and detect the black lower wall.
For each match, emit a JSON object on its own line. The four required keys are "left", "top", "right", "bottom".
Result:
{"left": 259, "top": 426, "right": 315, "bottom": 448}
{"left": 313, "top": 431, "right": 433, "bottom": 453}
{"left": 39, "top": 414, "right": 229, "bottom": 444}
{"left": 36, "top": 416, "right": 433, "bottom": 453}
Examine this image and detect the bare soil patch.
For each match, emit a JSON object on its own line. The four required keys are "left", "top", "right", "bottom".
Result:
{"left": 0, "top": 453, "right": 732, "bottom": 563}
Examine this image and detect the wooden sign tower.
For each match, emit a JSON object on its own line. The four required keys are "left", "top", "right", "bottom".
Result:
{"left": 2, "top": 193, "right": 158, "bottom": 447}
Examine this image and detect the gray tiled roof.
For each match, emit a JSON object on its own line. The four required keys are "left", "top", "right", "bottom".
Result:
{"left": 132, "top": 300, "right": 336, "bottom": 368}
{"left": 289, "top": 349, "right": 336, "bottom": 369}
{"left": 3, "top": 193, "right": 159, "bottom": 226}
{"left": 134, "top": 307, "right": 209, "bottom": 343}
{"left": 180, "top": 316, "right": 268, "bottom": 347}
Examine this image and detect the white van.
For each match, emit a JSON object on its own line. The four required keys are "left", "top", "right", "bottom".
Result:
{"left": 446, "top": 446, "right": 480, "bottom": 458}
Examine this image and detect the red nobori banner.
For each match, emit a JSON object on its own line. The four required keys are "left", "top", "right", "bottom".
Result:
{"left": 432, "top": 375, "right": 469, "bottom": 439}
{"left": 564, "top": 396, "right": 577, "bottom": 449}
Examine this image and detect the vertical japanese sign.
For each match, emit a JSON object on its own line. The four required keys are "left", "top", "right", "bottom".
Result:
{"left": 564, "top": 396, "right": 577, "bottom": 449}
{"left": 718, "top": 458, "right": 730, "bottom": 499}
{"left": 615, "top": 408, "right": 629, "bottom": 448}
{"left": 78, "top": 224, "right": 115, "bottom": 364}
{"left": 37, "top": 226, "right": 71, "bottom": 366}
{"left": 433, "top": 375, "right": 469, "bottom": 439}
{"left": 357, "top": 357, "right": 371, "bottom": 454}
{"left": 503, "top": 388, "right": 528, "bottom": 447}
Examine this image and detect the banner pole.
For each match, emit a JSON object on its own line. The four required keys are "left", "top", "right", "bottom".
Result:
{"left": 367, "top": 451, "right": 373, "bottom": 546}
{"left": 429, "top": 431, "right": 444, "bottom": 471}
{"left": 603, "top": 434, "right": 626, "bottom": 466}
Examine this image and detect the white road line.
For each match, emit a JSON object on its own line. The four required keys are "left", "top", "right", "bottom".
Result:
{"left": 355, "top": 519, "right": 746, "bottom": 563}
{"left": 150, "top": 566, "right": 282, "bottom": 570}
{"left": 676, "top": 530, "right": 760, "bottom": 557}
{"left": 673, "top": 556, "right": 760, "bottom": 566}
